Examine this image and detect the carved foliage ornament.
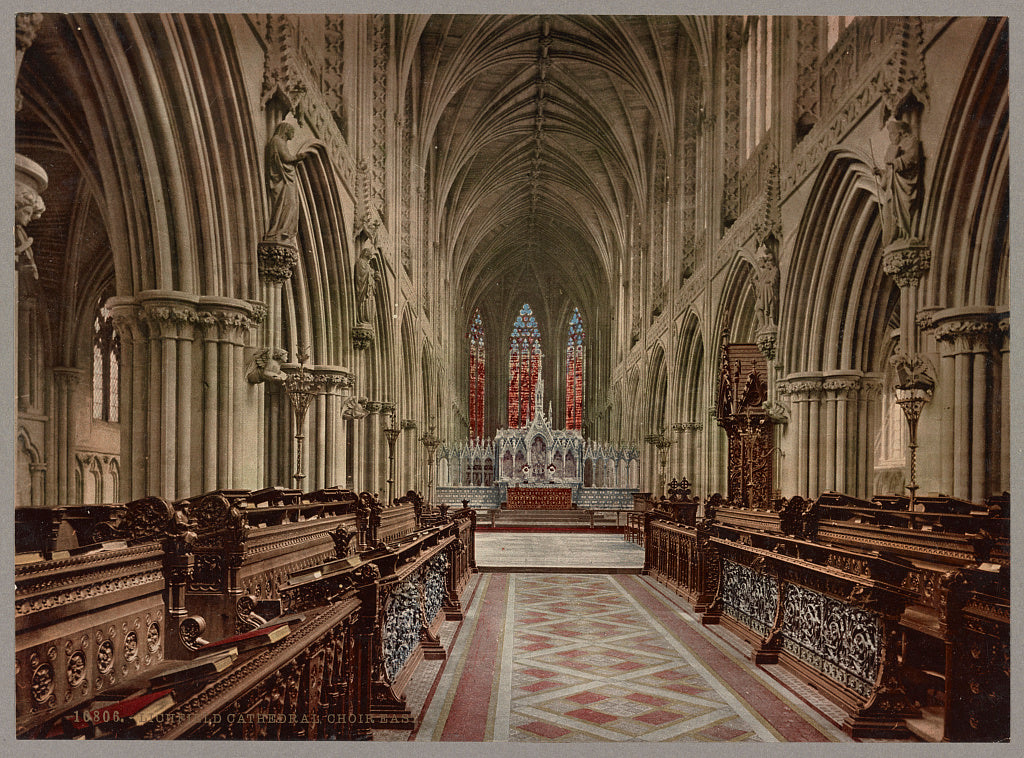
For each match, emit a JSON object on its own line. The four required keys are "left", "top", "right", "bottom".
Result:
{"left": 122, "top": 496, "right": 176, "bottom": 544}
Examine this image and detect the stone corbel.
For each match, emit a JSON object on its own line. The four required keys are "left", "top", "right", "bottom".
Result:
{"left": 246, "top": 346, "right": 288, "bottom": 384}
{"left": 15, "top": 154, "right": 47, "bottom": 280}
{"left": 342, "top": 395, "right": 370, "bottom": 420}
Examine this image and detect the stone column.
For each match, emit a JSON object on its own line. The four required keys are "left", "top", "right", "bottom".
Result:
{"left": 51, "top": 368, "right": 81, "bottom": 503}
{"left": 859, "top": 379, "right": 882, "bottom": 498}
{"left": 997, "top": 318, "right": 1009, "bottom": 493}
{"left": 109, "top": 300, "right": 144, "bottom": 498}
{"left": 671, "top": 423, "right": 686, "bottom": 478}
{"left": 107, "top": 293, "right": 257, "bottom": 500}
{"left": 933, "top": 310, "right": 1000, "bottom": 502}
{"left": 364, "top": 401, "right": 383, "bottom": 495}
{"left": 315, "top": 369, "right": 354, "bottom": 488}
{"left": 786, "top": 377, "right": 822, "bottom": 497}
{"left": 823, "top": 375, "right": 861, "bottom": 495}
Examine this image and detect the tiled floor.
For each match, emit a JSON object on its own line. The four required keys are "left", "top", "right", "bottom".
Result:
{"left": 396, "top": 569, "right": 852, "bottom": 743}
{"left": 475, "top": 532, "right": 645, "bottom": 571}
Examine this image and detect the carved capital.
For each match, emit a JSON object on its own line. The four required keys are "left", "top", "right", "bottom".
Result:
{"left": 51, "top": 367, "right": 82, "bottom": 391}
{"left": 351, "top": 325, "right": 374, "bottom": 350}
{"left": 364, "top": 401, "right": 383, "bottom": 415}
{"left": 933, "top": 318, "right": 997, "bottom": 355}
{"left": 257, "top": 240, "right": 299, "bottom": 282}
{"left": 822, "top": 376, "right": 862, "bottom": 397}
{"left": 882, "top": 241, "right": 931, "bottom": 287}
{"left": 400, "top": 419, "right": 418, "bottom": 430}
{"left": 786, "top": 378, "right": 824, "bottom": 399}
{"left": 141, "top": 305, "right": 199, "bottom": 339}
{"left": 314, "top": 369, "right": 354, "bottom": 393}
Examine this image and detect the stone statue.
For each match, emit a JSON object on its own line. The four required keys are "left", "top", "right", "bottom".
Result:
{"left": 874, "top": 118, "right": 922, "bottom": 247}
{"left": 263, "top": 121, "right": 321, "bottom": 245}
{"left": 753, "top": 242, "right": 779, "bottom": 331}
{"left": 354, "top": 233, "right": 379, "bottom": 324}
{"left": 15, "top": 178, "right": 45, "bottom": 279}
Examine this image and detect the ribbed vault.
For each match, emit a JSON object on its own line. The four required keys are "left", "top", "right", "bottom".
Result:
{"left": 416, "top": 13, "right": 697, "bottom": 334}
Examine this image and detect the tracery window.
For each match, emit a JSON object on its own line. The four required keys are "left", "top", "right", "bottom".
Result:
{"left": 743, "top": 15, "right": 773, "bottom": 158}
{"left": 92, "top": 303, "right": 120, "bottom": 422}
{"left": 508, "top": 303, "right": 542, "bottom": 427}
{"left": 468, "top": 309, "right": 485, "bottom": 439}
{"left": 565, "top": 307, "right": 585, "bottom": 431}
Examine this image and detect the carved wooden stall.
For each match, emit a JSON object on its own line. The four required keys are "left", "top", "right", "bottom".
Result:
{"left": 15, "top": 487, "right": 476, "bottom": 740}
{"left": 716, "top": 341, "right": 773, "bottom": 509}
{"left": 642, "top": 489, "right": 1010, "bottom": 741}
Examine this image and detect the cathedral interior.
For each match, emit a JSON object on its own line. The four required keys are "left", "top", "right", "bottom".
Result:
{"left": 12, "top": 13, "right": 1011, "bottom": 743}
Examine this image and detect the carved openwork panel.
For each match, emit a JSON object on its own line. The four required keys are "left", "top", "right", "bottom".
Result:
{"left": 422, "top": 553, "right": 449, "bottom": 627}
{"left": 780, "top": 583, "right": 881, "bottom": 698}
{"left": 721, "top": 560, "right": 779, "bottom": 637}
{"left": 380, "top": 575, "right": 422, "bottom": 683}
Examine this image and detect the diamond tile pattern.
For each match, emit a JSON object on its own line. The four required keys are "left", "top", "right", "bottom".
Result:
{"left": 413, "top": 572, "right": 848, "bottom": 743}
{"left": 507, "top": 574, "right": 765, "bottom": 742}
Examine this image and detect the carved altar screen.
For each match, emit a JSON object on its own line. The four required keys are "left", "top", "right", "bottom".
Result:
{"left": 507, "top": 303, "right": 541, "bottom": 427}
{"left": 565, "top": 307, "right": 585, "bottom": 431}
{"left": 716, "top": 342, "right": 773, "bottom": 508}
{"left": 468, "top": 309, "right": 485, "bottom": 439}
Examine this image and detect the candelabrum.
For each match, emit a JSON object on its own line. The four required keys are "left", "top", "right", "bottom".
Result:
{"left": 894, "top": 381, "right": 932, "bottom": 510}
{"left": 284, "top": 345, "right": 318, "bottom": 489}
{"left": 420, "top": 424, "right": 443, "bottom": 507}
{"left": 644, "top": 428, "right": 673, "bottom": 497}
{"left": 382, "top": 407, "right": 402, "bottom": 506}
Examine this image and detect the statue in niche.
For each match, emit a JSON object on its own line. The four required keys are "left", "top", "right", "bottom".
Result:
{"left": 263, "top": 120, "right": 321, "bottom": 245}
{"left": 354, "top": 233, "right": 380, "bottom": 324}
{"left": 874, "top": 118, "right": 922, "bottom": 247}
{"left": 753, "top": 241, "right": 779, "bottom": 332}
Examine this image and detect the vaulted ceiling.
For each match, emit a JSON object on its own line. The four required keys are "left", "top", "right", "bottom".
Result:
{"left": 411, "top": 14, "right": 707, "bottom": 342}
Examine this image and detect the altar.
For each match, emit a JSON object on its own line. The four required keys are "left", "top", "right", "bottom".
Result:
{"left": 506, "top": 486, "right": 572, "bottom": 510}
{"left": 436, "top": 377, "right": 640, "bottom": 510}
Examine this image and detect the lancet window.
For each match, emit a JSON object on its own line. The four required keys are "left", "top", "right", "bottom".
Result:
{"left": 566, "top": 307, "right": 585, "bottom": 431}
{"left": 92, "top": 302, "right": 120, "bottom": 422}
{"left": 468, "top": 309, "right": 485, "bottom": 439}
{"left": 508, "top": 303, "right": 542, "bottom": 427}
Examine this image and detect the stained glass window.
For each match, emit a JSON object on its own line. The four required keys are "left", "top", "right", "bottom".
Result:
{"left": 508, "top": 303, "right": 542, "bottom": 427}
{"left": 92, "top": 303, "right": 120, "bottom": 422}
{"left": 566, "top": 307, "right": 585, "bottom": 431}
{"left": 468, "top": 309, "right": 485, "bottom": 440}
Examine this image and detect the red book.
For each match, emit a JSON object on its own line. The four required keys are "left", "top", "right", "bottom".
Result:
{"left": 198, "top": 622, "right": 290, "bottom": 653}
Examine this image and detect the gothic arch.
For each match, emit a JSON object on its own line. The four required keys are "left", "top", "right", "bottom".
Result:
{"left": 783, "top": 150, "right": 896, "bottom": 375}
{"left": 924, "top": 17, "right": 1008, "bottom": 309}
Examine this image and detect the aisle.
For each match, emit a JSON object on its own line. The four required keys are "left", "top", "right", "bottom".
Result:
{"left": 474, "top": 532, "right": 644, "bottom": 572}
{"left": 411, "top": 573, "right": 850, "bottom": 742}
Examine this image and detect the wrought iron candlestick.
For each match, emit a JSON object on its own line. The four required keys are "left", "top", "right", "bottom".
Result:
{"left": 895, "top": 382, "right": 932, "bottom": 509}
{"left": 645, "top": 428, "right": 673, "bottom": 497}
{"left": 892, "top": 350, "right": 934, "bottom": 510}
{"left": 420, "top": 424, "right": 443, "bottom": 507}
{"left": 382, "top": 407, "right": 402, "bottom": 506}
{"left": 284, "top": 345, "right": 318, "bottom": 489}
